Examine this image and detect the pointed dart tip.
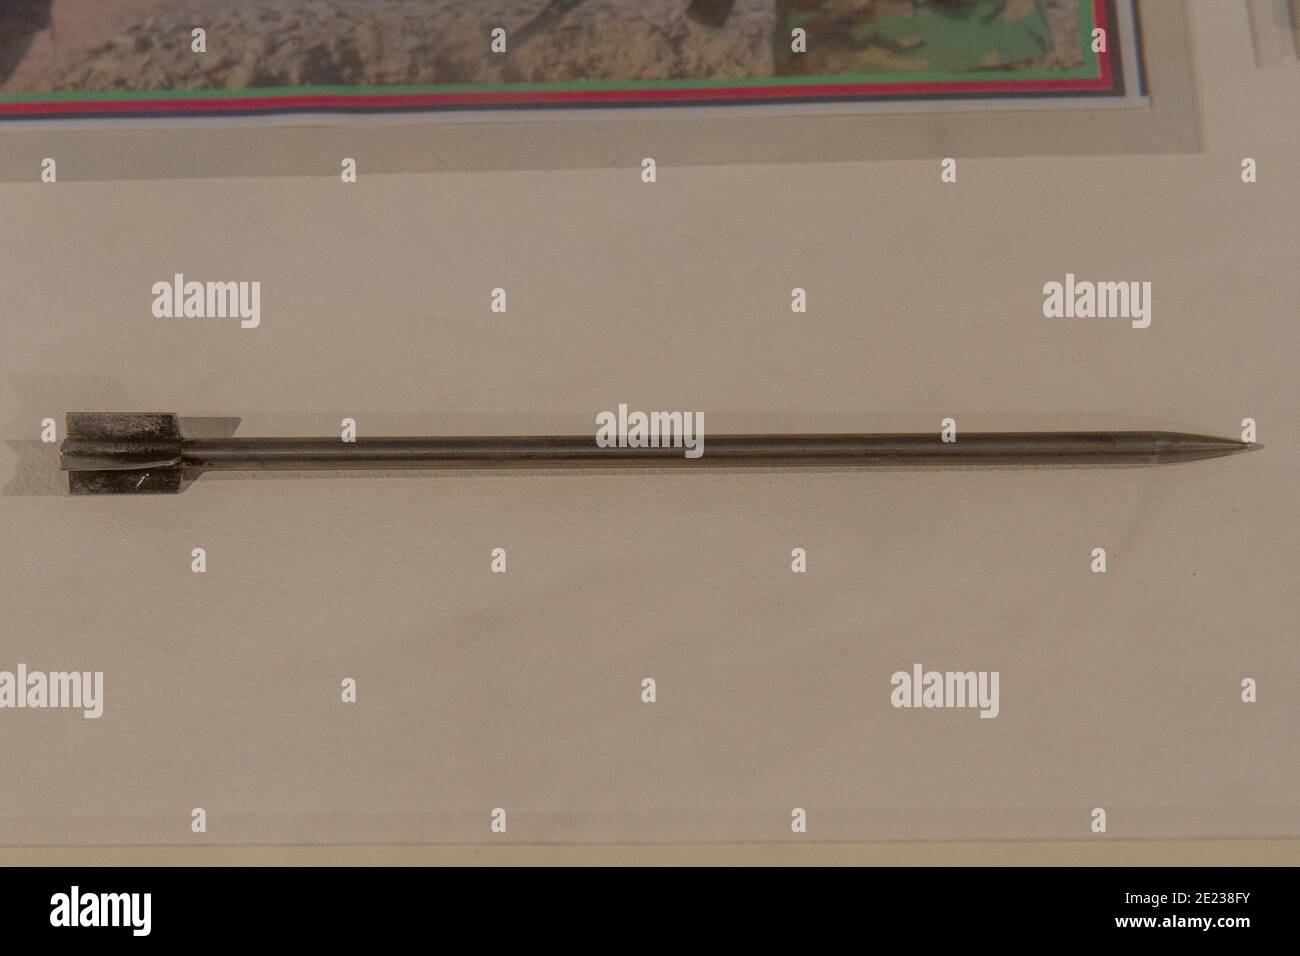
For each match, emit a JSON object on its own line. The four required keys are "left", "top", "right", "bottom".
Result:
{"left": 1213, "top": 439, "right": 1260, "bottom": 461}
{"left": 1157, "top": 433, "right": 1262, "bottom": 463}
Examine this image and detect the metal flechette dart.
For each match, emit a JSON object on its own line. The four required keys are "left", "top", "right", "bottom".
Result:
{"left": 57, "top": 413, "right": 1259, "bottom": 496}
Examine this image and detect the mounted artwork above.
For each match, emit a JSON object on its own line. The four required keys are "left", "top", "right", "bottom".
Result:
{"left": 0, "top": 0, "right": 1146, "bottom": 121}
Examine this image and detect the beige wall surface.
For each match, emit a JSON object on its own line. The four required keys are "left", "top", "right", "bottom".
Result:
{"left": 0, "top": 1, "right": 1297, "bottom": 861}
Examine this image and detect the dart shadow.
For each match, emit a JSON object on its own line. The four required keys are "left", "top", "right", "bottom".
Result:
{"left": 179, "top": 416, "right": 242, "bottom": 439}
{"left": 174, "top": 417, "right": 242, "bottom": 494}
{"left": 3, "top": 440, "right": 64, "bottom": 496}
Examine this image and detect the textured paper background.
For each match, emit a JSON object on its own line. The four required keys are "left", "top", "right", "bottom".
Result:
{"left": 0, "top": 0, "right": 1296, "bottom": 850}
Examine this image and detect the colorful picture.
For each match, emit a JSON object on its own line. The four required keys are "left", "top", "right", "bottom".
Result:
{"left": 0, "top": 0, "right": 1133, "bottom": 119}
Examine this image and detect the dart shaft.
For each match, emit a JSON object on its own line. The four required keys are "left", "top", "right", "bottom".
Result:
{"left": 64, "top": 431, "right": 1250, "bottom": 470}
{"left": 57, "top": 414, "right": 1256, "bottom": 494}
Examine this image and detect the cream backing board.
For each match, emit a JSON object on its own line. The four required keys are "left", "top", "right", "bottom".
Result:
{"left": 0, "top": 0, "right": 1295, "bottom": 849}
